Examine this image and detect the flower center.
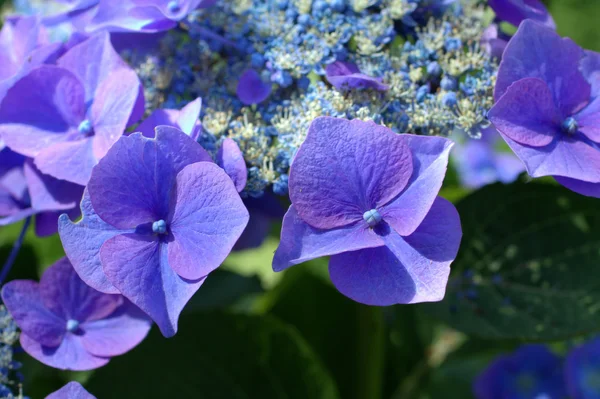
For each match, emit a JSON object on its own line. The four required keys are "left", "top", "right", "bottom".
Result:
{"left": 561, "top": 117, "right": 578, "bottom": 135}
{"left": 167, "top": 0, "right": 181, "bottom": 13}
{"left": 363, "top": 209, "right": 382, "bottom": 227}
{"left": 152, "top": 219, "right": 168, "bottom": 235}
{"left": 77, "top": 119, "right": 93, "bottom": 135}
{"left": 66, "top": 319, "right": 80, "bottom": 333}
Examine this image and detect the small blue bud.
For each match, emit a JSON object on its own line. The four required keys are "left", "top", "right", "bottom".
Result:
{"left": 444, "top": 37, "right": 462, "bottom": 52}
{"left": 561, "top": 117, "right": 578, "bottom": 135}
{"left": 298, "top": 14, "right": 311, "bottom": 26}
{"left": 78, "top": 119, "right": 93, "bottom": 135}
{"left": 251, "top": 53, "right": 265, "bottom": 68}
{"left": 440, "top": 76, "right": 457, "bottom": 91}
{"left": 426, "top": 61, "right": 441, "bottom": 77}
{"left": 152, "top": 219, "right": 168, "bottom": 235}
{"left": 167, "top": 0, "right": 181, "bottom": 13}
{"left": 363, "top": 209, "right": 382, "bottom": 227}
{"left": 416, "top": 85, "right": 430, "bottom": 103}
{"left": 442, "top": 91, "right": 457, "bottom": 107}
{"left": 273, "top": 175, "right": 289, "bottom": 196}
{"left": 66, "top": 319, "right": 80, "bottom": 332}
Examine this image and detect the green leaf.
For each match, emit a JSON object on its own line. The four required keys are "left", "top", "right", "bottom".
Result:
{"left": 424, "top": 182, "right": 600, "bottom": 340}
{"left": 84, "top": 312, "right": 340, "bottom": 399}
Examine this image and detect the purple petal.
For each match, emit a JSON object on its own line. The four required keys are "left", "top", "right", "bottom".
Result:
{"left": 554, "top": 176, "right": 600, "bottom": 198}
{"left": 488, "top": 0, "right": 555, "bottom": 29}
{"left": 136, "top": 109, "right": 179, "bottom": 138}
{"left": 58, "top": 189, "right": 129, "bottom": 294}
{"left": 216, "top": 138, "right": 247, "bottom": 192}
{"left": 176, "top": 97, "right": 202, "bottom": 139}
{"left": 46, "top": 382, "right": 97, "bottom": 399}
{"left": 380, "top": 134, "right": 453, "bottom": 236}
{"left": 87, "top": 128, "right": 211, "bottom": 229}
{"left": 575, "top": 96, "right": 600, "bottom": 143}
{"left": 273, "top": 205, "right": 384, "bottom": 272}
{"left": 0, "top": 66, "right": 84, "bottom": 157}
{"left": 167, "top": 162, "right": 249, "bottom": 280}
{"left": 20, "top": 333, "right": 109, "bottom": 371}
{"left": 236, "top": 69, "right": 272, "bottom": 105}
{"left": 88, "top": 1, "right": 177, "bottom": 33}
{"left": 23, "top": 160, "right": 84, "bottom": 212}
{"left": 1, "top": 281, "right": 65, "bottom": 347}
{"left": 39, "top": 258, "right": 123, "bottom": 323}
{"left": 80, "top": 301, "right": 151, "bottom": 357}
{"left": 0, "top": 208, "right": 37, "bottom": 226}
{"left": 35, "top": 138, "right": 97, "bottom": 186}
{"left": 289, "top": 117, "right": 413, "bottom": 230}
{"left": 495, "top": 20, "right": 589, "bottom": 116}
{"left": 489, "top": 78, "right": 561, "bottom": 147}
{"left": 501, "top": 133, "right": 600, "bottom": 182}
{"left": 325, "top": 61, "right": 389, "bottom": 91}
{"left": 581, "top": 50, "right": 600, "bottom": 99}
{"left": 100, "top": 234, "right": 205, "bottom": 337}
{"left": 91, "top": 68, "right": 143, "bottom": 158}
{"left": 329, "top": 197, "right": 461, "bottom": 305}
{"left": 35, "top": 208, "right": 81, "bottom": 238}
{"left": 58, "top": 32, "right": 130, "bottom": 103}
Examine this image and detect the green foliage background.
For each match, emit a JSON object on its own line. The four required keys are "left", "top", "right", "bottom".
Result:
{"left": 2, "top": 0, "right": 600, "bottom": 398}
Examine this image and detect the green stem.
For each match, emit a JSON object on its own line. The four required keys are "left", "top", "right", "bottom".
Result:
{"left": 356, "top": 305, "right": 385, "bottom": 399}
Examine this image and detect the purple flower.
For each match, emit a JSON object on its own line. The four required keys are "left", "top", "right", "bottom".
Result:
{"left": 137, "top": 97, "right": 202, "bottom": 140}
{"left": 46, "top": 382, "right": 96, "bottom": 399}
{"left": 0, "top": 147, "right": 83, "bottom": 236}
{"left": 565, "top": 337, "right": 600, "bottom": 399}
{"left": 273, "top": 117, "right": 461, "bottom": 305}
{"left": 489, "top": 20, "right": 600, "bottom": 198}
{"left": 325, "top": 61, "right": 389, "bottom": 92}
{"left": 236, "top": 69, "right": 272, "bottom": 105}
{"left": 0, "top": 32, "right": 144, "bottom": 186}
{"left": 452, "top": 128, "right": 524, "bottom": 189}
{"left": 87, "top": 0, "right": 216, "bottom": 33}
{"left": 474, "top": 345, "right": 567, "bottom": 399}
{"left": 58, "top": 126, "right": 249, "bottom": 336}
{"left": 0, "top": 16, "right": 61, "bottom": 103}
{"left": 488, "top": 0, "right": 555, "bottom": 29}
{"left": 1, "top": 257, "right": 152, "bottom": 371}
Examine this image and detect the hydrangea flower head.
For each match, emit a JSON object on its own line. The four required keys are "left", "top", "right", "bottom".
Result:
{"left": 325, "top": 61, "right": 389, "bottom": 92}
{"left": 1, "top": 257, "right": 152, "bottom": 371}
{"left": 489, "top": 20, "right": 600, "bottom": 198}
{"left": 273, "top": 117, "right": 461, "bottom": 305}
{"left": 46, "top": 382, "right": 96, "bottom": 399}
{"left": 59, "top": 126, "right": 249, "bottom": 337}
{"left": 488, "top": 0, "right": 555, "bottom": 29}
{"left": 474, "top": 345, "right": 567, "bottom": 399}
{"left": 0, "top": 15, "right": 60, "bottom": 102}
{"left": 0, "top": 32, "right": 144, "bottom": 185}
{"left": 566, "top": 337, "right": 600, "bottom": 399}
{"left": 88, "top": 0, "right": 216, "bottom": 33}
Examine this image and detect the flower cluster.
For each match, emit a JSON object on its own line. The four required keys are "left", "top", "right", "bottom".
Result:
{"left": 475, "top": 338, "right": 600, "bottom": 399}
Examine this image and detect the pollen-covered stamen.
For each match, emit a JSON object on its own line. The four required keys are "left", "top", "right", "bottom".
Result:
{"left": 77, "top": 119, "right": 93, "bottom": 135}
{"left": 363, "top": 209, "right": 382, "bottom": 227}
{"left": 66, "top": 319, "right": 80, "bottom": 333}
{"left": 152, "top": 219, "right": 168, "bottom": 235}
{"left": 561, "top": 117, "right": 578, "bottom": 136}
{"left": 167, "top": 0, "right": 181, "bottom": 13}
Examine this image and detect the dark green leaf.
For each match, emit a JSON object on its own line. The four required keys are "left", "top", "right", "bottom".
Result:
{"left": 424, "top": 182, "right": 600, "bottom": 340}
{"left": 84, "top": 312, "right": 340, "bottom": 399}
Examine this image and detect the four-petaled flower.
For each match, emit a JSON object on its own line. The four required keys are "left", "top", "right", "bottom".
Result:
{"left": 0, "top": 32, "right": 144, "bottom": 186}
{"left": 1, "top": 257, "right": 152, "bottom": 371}
{"left": 489, "top": 20, "right": 600, "bottom": 198}
{"left": 474, "top": 345, "right": 567, "bottom": 399}
{"left": 59, "top": 126, "right": 249, "bottom": 337}
{"left": 273, "top": 117, "right": 462, "bottom": 305}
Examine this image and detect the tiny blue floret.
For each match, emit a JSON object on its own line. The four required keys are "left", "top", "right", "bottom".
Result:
{"left": 561, "top": 117, "right": 578, "bottom": 135}
{"left": 167, "top": 0, "right": 181, "bottom": 13}
{"left": 152, "top": 219, "right": 168, "bottom": 234}
{"left": 77, "top": 119, "right": 93, "bottom": 135}
{"left": 66, "top": 319, "right": 80, "bottom": 332}
{"left": 363, "top": 209, "right": 382, "bottom": 227}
